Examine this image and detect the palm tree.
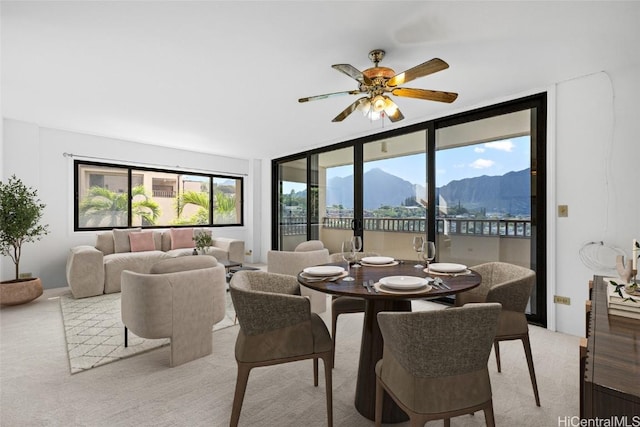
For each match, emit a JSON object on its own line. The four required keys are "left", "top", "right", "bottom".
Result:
{"left": 79, "top": 185, "right": 160, "bottom": 227}
{"left": 214, "top": 191, "right": 236, "bottom": 224}
{"left": 174, "top": 190, "right": 209, "bottom": 225}
{"left": 174, "top": 190, "right": 236, "bottom": 225}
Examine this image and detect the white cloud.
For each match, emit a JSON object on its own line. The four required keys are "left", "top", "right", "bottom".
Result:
{"left": 470, "top": 158, "right": 495, "bottom": 169}
{"left": 474, "top": 147, "right": 485, "bottom": 153}
{"left": 436, "top": 168, "right": 446, "bottom": 175}
{"left": 453, "top": 162, "right": 466, "bottom": 169}
{"left": 484, "top": 139, "right": 514, "bottom": 152}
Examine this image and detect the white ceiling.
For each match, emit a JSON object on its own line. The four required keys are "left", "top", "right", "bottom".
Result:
{"left": 2, "top": 1, "right": 639, "bottom": 160}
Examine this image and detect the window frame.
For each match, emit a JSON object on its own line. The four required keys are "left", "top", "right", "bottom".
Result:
{"left": 74, "top": 160, "right": 244, "bottom": 231}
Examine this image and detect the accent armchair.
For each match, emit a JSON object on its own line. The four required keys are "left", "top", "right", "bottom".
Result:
{"left": 120, "top": 255, "right": 226, "bottom": 367}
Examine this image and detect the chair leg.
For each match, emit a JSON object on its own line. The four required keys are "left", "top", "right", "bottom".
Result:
{"left": 124, "top": 327, "right": 128, "bottom": 348}
{"left": 484, "top": 399, "right": 496, "bottom": 427}
{"left": 444, "top": 418, "right": 451, "bottom": 427}
{"left": 321, "top": 354, "right": 333, "bottom": 427}
{"left": 230, "top": 363, "right": 252, "bottom": 427}
{"left": 494, "top": 340, "right": 501, "bottom": 372}
{"left": 522, "top": 334, "right": 541, "bottom": 406}
{"left": 331, "top": 312, "right": 338, "bottom": 368}
{"left": 375, "top": 376, "right": 383, "bottom": 427}
{"left": 313, "top": 357, "right": 319, "bottom": 387}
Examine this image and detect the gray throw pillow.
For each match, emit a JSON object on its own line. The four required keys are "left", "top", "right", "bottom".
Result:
{"left": 113, "top": 228, "right": 141, "bottom": 253}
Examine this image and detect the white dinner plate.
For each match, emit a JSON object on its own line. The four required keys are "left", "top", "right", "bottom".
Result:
{"left": 360, "top": 256, "right": 395, "bottom": 265}
{"left": 379, "top": 276, "right": 431, "bottom": 290}
{"left": 302, "top": 266, "right": 345, "bottom": 276}
{"left": 428, "top": 263, "right": 468, "bottom": 273}
{"left": 375, "top": 282, "right": 433, "bottom": 294}
{"left": 360, "top": 260, "right": 399, "bottom": 267}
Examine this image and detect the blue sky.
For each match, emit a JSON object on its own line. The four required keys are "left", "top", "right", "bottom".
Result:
{"left": 283, "top": 135, "right": 530, "bottom": 192}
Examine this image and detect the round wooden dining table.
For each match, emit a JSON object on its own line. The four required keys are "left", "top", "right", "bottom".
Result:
{"left": 297, "top": 260, "right": 481, "bottom": 424}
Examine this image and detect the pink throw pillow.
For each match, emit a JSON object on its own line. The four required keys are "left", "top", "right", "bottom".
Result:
{"left": 170, "top": 228, "right": 195, "bottom": 250}
{"left": 129, "top": 232, "right": 156, "bottom": 252}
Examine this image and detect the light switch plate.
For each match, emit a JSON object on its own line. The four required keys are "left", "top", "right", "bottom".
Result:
{"left": 558, "top": 205, "right": 568, "bottom": 217}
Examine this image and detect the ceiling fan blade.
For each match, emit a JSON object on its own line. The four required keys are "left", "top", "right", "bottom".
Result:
{"left": 332, "top": 97, "right": 369, "bottom": 122}
{"left": 391, "top": 87, "right": 458, "bottom": 103}
{"left": 298, "top": 90, "right": 360, "bottom": 103}
{"left": 332, "top": 64, "right": 373, "bottom": 86}
{"left": 387, "top": 58, "right": 449, "bottom": 87}
{"left": 383, "top": 97, "right": 404, "bottom": 122}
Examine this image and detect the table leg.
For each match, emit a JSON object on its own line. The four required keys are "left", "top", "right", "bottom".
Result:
{"left": 354, "top": 298, "right": 411, "bottom": 423}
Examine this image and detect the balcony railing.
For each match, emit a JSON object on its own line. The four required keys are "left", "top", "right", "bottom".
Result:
{"left": 281, "top": 216, "right": 531, "bottom": 238}
{"left": 152, "top": 190, "right": 176, "bottom": 198}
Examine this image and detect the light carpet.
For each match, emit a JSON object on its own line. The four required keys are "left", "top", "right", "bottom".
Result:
{"left": 59, "top": 291, "right": 236, "bottom": 374}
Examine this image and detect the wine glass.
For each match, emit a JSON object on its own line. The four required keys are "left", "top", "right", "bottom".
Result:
{"left": 423, "top": 241, "right": 436, "bottom": 273}
{"left": 351, "top": 236, "right": 363, "bottom": 268}
{"left": 412, "top": 236, "right": 425, "bottom": 268}
{"left": 341, "top": 240, "right": 356, "bottom": 281}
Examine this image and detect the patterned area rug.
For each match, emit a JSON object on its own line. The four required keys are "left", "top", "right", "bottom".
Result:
{"left": 59, "top": 291, "right": 236, "bottom": 374}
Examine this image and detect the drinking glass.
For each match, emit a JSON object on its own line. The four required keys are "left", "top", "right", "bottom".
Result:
{"left": 412, "top": 236, "right": 425, "bottom": 268}
{"left": 423, "top": 241, "right": 436, "bottom": 273}
{"left": 341, "top": 240, "right": 356, "bottom": 281}
{"left": 351, "top": 236, "right": 363, "bottom": 268}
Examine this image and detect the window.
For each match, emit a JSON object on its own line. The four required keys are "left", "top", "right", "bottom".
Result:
{"left": 75, "top": 161, "right": 243, "bottom": 230}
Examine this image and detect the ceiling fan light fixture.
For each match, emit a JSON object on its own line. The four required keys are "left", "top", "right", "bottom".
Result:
{"left": 357, "top": 99, "right": 372, "bottom": 115}
{"left": 372, "top": 95, "right": 386, "bottom": 112}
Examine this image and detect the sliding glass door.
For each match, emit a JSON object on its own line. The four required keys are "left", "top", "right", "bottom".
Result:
{"left": 434, "top": 98, "right": 545, "bottom": 324}
{"left": 362, "top": 131, "right": 427, "bottom": 261}
{"left": 313, "top": 147, "right": 356, "bottom": 254}
{"left": 272, "top": 93, "right": 546, "bottom": 326}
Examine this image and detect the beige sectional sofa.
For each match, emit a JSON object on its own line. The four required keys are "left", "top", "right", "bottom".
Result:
{"left": 66, "top": 227, "right": 244, "bottom": 298}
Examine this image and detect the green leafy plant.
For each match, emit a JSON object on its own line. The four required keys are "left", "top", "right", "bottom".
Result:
{"left": 193, "top": 231, "right": 213, "bottom": 254}
{"left": 0, "top": 175, "right": 50, "bottom": 281}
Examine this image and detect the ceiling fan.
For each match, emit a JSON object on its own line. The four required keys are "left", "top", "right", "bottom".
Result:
{"left": 298, "top": 49, "right": 458, "bottom": 123}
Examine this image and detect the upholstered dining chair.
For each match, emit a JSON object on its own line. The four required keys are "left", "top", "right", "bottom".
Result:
{"left": 455, "top": 261, "right": 540, "bottom": 406}
{"left": 267, "top": 246, "right": 330, "bottom": 313}
{"left": 375, "top": 303, "right": 502, "bottom": 427}
{"left": 229, "top": 270, "right": 333, "bottom": 427}
{"left": 294, "top": 240, "right": 325, "bottom": 252}
{"left": 121, "top": 255, "right": 226, "bottom": 367}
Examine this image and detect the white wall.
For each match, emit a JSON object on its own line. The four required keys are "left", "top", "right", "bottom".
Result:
{"left": 554, "top": 66, "right": 640, "bottom": 336}
{"left": 1, "top": 120, "right": 254, "bottom": 287}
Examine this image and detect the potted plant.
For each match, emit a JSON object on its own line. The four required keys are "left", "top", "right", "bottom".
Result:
{"left": 0, "top": 175, "right": 50, "bottom": 305}
{"left": 193, "top": 231, "right": 213, "bottom": 255}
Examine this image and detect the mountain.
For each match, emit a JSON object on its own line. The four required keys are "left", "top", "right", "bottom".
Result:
{"left": 296, "top": 167, "right": 531, "bottom": 216}
{"left": 436, "top": 168, "right": 531, "bottom": 215}
{"left": 327, "top": 168, "right": 418, "bottom": 210}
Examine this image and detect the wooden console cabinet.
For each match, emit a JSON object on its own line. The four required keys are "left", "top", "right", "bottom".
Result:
{"left": 582, "top": 276, "right": 640, "bottom": 417}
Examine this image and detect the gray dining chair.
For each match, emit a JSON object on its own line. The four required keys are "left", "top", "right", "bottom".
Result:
{"left": 229, "top": 270, "right": 333, "bottom": 427}
{"left": 375, "top": 303, "right": 502, "bottom": 427}
{"left": 455, "top": 261, "right": 540, "bottom": 406}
